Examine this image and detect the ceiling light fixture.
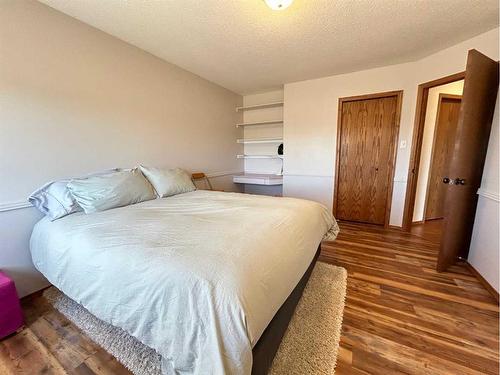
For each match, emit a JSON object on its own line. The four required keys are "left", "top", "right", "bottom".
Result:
{"left": 264, "top": 0, "right": 294, "bottom": 11}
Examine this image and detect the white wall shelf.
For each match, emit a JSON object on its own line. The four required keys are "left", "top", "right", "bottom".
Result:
{"left": 237, "top": 138, "right": 283, "bottom": 144}
{"left": 236, "top": 120, "right": 283, "bottom": 128}
{"left": 237, "top": 154, "right": 283, "bottom": 159}
{"left": 235, "top": 101, "right": 284, "bottom": 112}
{"left": 238, "top": 90, "right": 284, "bottom": 192}
{"left": 233, "top": 173, "right": 283, "bottom": 186}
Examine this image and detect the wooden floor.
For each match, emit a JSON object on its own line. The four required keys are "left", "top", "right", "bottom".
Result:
{"left": 320, "top": 221, "right": 499, "bottom": 375}
{"left": 409, "top": 219, "right": 444, "bottom": 244}
{"left": 1, "top": 221, "right": 498, "bottom": 374}
{"left": 0, "top": 294, "right": 132, "bottom": 374}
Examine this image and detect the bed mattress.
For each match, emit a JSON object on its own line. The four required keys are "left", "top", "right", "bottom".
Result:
{"left": 30, "top": 190, "right": 338, "bottom": 374}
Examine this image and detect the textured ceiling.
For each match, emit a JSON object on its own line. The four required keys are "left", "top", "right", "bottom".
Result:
{"left": 39, "top": 0, "right": 499, "bottom": 94}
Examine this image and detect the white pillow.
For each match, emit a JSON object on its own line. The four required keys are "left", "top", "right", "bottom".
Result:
{"left": 139, "top": 166, "right": 196, "bottom": 198}
{"left": 28, "top": 169, "right": 118, "bottom": 221}
{"left": 29, "top": 179, "right": 79, "bottom": 221}
{"left": 68, "top": 169, "right": 156, "bottom": 214}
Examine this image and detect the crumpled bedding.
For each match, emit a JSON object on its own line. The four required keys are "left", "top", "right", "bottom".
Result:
{"left": 30, "top": 190, "right": 339, "bottom": 374}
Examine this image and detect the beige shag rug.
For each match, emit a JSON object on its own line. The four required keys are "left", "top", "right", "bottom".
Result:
{"left": 44, "top": 262, "right": 346, "bottom": 375}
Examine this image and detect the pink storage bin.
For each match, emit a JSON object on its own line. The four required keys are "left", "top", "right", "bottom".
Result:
{"left": 0, "top": 271, "right": 24, "bottom": 339}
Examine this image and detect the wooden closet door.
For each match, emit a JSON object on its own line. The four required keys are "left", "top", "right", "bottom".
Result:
{"left": 336, "top": 95, "right": 398, "bottom": 225}
{"left": 424, "top": 95, "right": 461, "bottom": 220}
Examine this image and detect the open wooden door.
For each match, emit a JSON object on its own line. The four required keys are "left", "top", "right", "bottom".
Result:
{"left": 437, "top": 50, "right": 499, "bottom": 272}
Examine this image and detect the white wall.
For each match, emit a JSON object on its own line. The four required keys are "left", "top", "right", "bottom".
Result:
{"left": 242, "top": 90, "right": 284, "bottom": 195}
{"left": 0, "top": 1, "right": 242, "bottom": 296}
{"left": 283, "top": 62, "right": 415, "bottom": 225}
{"left": 283, "top": 28, "right": 499, "bottom": 227}
{"left": 413, "top": 80, "right": 464, "bottom": 222}
{"left": 468, "top": 93, "right": 500, "bottom": 292}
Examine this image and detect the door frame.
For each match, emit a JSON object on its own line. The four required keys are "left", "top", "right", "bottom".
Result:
{"left": 333, "top": 90, "right": 403, "bottom": 228}
{"left": 402, "top": 72, "right": 466, "bottom": 231}
{"left": 422, "top": 93, "right": 463, "bottom": 221}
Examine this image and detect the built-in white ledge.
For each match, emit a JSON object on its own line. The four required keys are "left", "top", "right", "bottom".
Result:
{"left": 477, "top": 188, "right": 500, "bottom": 202}
{"left": 236, "top": 120, "right": 283, "bottom": 128}
{"left": 235, "top": 101, "right": 284, "bottom": 112}
{"left": 237, "top": 154, "right": 284, "bottom": 159}
{"left": 233, "top": 173, "right": 283, "bottom": 185}
{"left": 237, "top": 138, "right": 283, "bottom": 144}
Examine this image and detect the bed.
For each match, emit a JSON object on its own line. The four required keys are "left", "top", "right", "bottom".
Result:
{"left": 30, "top": 190, "right": 339, "bottom": 374}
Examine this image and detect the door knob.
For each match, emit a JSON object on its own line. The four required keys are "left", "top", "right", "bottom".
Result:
{"left": 442, "top": 177, "right": 466, "bottom": 185}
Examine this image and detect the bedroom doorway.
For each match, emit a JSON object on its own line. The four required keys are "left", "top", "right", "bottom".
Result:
{"left": 406, "top": 90, "right": 463, "bottom": 249}
{"left": 412, "top": 88, "right": 464, "bottom": 227}
{"left": 424, "top": 94, "right": 462, "bottom": 221}
{"left": 333, "top": 91, "right": 402, "bottom": 227}
{"left": 403, "top": 49, "right": 499, "bottom": 272}
{"left": 402, "top": 71, "right": 465, "bottom": 232}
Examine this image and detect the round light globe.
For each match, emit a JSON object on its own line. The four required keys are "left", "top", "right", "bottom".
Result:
{"left": 264, "top": 0, "right": 294, "bottom": 11}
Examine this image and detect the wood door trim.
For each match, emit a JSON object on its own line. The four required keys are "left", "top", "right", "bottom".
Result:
{"left": 333, "top": 90, "right": 403, "bottom": 228}
{"left": 402, "top": 71, "right": 466, "bottom": 231}
{"left": 336, "top": 90, "right": 403, "bottom": 103}
{"left": 438, "top": 93, "right": 462, "bottom": 101}
{"left": 422, "top": 94, "right": 462, "bottom": 221}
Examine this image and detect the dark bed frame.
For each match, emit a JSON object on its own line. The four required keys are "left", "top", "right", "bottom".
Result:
{"left": 251, "top": 245, "right": 321, "bottom": 375}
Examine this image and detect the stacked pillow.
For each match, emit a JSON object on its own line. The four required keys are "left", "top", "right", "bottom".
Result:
{"left": 139, "top": 166, "right": 195, "bottom": 198}
{"left": 28, "top": 169, "right": 119, "bottom": 220}
{"left": 29, "top": 166, "right": 197, "bottom": 220}
{"left": 67, "top": 168, "right": 157, "bottom": 214}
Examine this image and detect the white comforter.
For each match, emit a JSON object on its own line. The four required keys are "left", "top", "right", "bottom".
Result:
{"left": 30, "top": 190, "right": 338, "bottom": 375}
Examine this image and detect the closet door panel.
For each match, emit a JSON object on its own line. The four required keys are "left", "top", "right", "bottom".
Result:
{"left": 336, "top": 95, "right": 398, "bottom": 225}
